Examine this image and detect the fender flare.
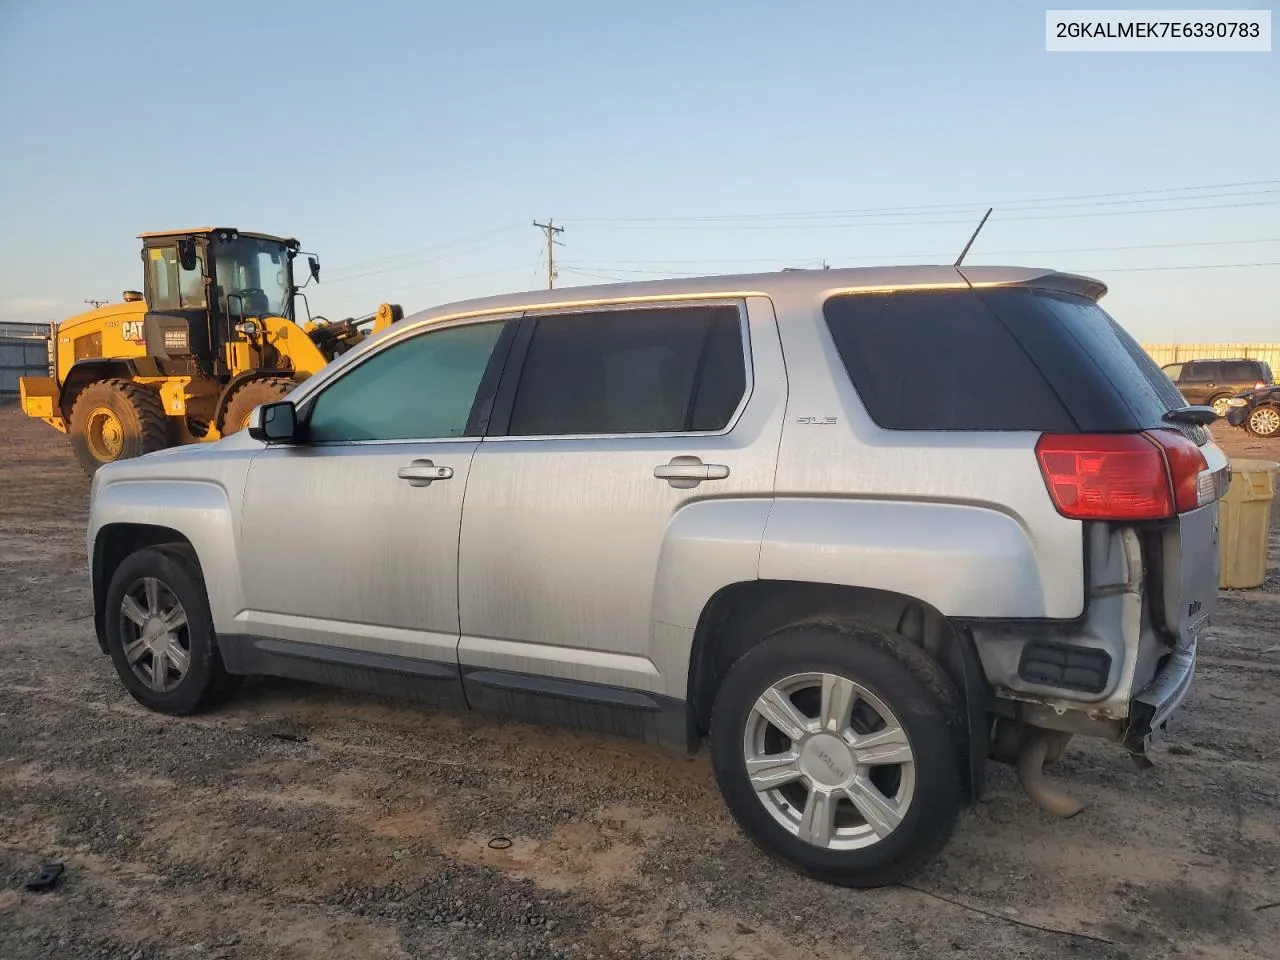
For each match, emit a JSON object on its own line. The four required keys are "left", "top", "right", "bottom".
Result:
{"left": 90, "top": 481, "right": 244, "bottom": 651}
{"left": 58, "top": 359, "right": 140, "bottom": 418}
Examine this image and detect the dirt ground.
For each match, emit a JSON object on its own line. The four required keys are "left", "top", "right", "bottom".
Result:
{"left": 2, "top": 403, "right": 1279, "bottom": 960}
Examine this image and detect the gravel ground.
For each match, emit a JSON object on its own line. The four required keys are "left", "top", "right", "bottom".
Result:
{"left": 2, "top": 402, "right": 1279, "bottom": 960}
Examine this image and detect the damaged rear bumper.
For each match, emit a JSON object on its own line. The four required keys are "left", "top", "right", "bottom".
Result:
{"left": 1122, "top": 634, "right": 1197, "bottom": 753}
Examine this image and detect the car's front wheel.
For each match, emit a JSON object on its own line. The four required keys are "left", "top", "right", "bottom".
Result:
{"left": 1247, "top": 404, "right": 1280, "bottom": 438}
{"left": 709, "top": 620, "right": 962, "bottom": 887}
{"left": 103, "top": 545, "right": 241, "bottom": 715}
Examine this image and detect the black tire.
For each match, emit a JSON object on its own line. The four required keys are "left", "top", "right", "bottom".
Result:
{"left": 1246, "top": 404, "right": 1280, "bottom": 438}
{"left": 103, "top": 544, "right": 241, "bottom": 715}
{"left": 220, "top": 377, "right": 295, "bottom": 436}
{"left": 68, "top": 378, "right": 170, "bottom": 477}
{"left": 709, "top": 619, "right": 963, "bottom": 888}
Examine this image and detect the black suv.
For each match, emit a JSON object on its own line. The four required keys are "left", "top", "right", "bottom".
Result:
{"left": 1161, "top": 358, "right": 1274, "bottom": 418}
{"left": 1225, "top": 386, "right": 1280, "bottom": 438}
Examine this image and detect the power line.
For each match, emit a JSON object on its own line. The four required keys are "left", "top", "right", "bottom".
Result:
{"left": 564, "top": 179, "right": 1280, "bottom": 224}
{"left": 1074, "top": 261, "right": 1280, "bottom": 274}
{"left": 529, "top": 246, "right": 546, "bottom": 290}
{"left": 560, "top": 261, "right": 1280, "bottom": 284}
{"left": 328, "top": 223, "right": 526, "bottom": 276}
{"left": 569, "top": 197, "right": 1280, "bottom": 232}
{"left": 313, "top": 263, "right": 535, "bottom": 305}
{"left": 324, "top": 236, "right": 529, "bottom": 285}
{"left": 532, "top": 218, "right": 565, "bottom": 289}
{"left": 564, "top": 236, "right": 1280, "bottom": 270}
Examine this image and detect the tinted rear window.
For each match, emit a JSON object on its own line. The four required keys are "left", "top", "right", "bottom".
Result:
{"left": 1002, "top": 290, "right": 1188, "bottom": 429}
{"left": 823, "top": 286, "right": 1190, "bottom": 435}
{"left": 822, "top": 290, "right": 1075, "bottom": 431}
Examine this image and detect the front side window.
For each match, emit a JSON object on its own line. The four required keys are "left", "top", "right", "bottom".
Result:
{"left": 306, "top": 320, "right": 509, "bottom": 443}
{"left": 1182, "top": 362, "right": 1219, "bottom": 382}
{"left": 505, "top": 305, "right": 747, "bottom": 437}
{"left": 212, "top": 237, "right": 292, "bottom": 318}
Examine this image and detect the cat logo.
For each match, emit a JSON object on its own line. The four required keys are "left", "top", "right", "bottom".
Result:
{"left": 121, "top": 320, "right": 144, "bottom": 342}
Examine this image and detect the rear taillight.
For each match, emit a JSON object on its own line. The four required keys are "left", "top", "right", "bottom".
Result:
{"left": 1255, "top": 381, "right": 1266, "bottom": 390}
{"left": 1148, "top": 429, "right": 1213, "bottom": 513}
{"left": 1035, "top": 430, "right": 1214, "bottom": 521}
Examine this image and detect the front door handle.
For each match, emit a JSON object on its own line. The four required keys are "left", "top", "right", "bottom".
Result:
{"left": 654, "top": 455, "right": 730, "bottom": 489}
{"left": 397, "top": 459, "right": 454, "bottom": 487}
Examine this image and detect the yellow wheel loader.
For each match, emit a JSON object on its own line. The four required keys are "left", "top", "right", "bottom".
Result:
{"left": 18, "top": 227, "right": 402, "bottom": 476}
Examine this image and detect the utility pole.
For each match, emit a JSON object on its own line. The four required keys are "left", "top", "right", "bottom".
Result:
{"left": 532, "top": 218, "right": 564, "bottom": 289}
{"left": 85, "top": 298, "right": 109, "bottom": 308}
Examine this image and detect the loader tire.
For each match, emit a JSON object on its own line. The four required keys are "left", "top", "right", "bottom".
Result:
{"left": 221, "top": 377, "right": 296, "bottom": 436}
{"left": 69, "top": 378, "right": 170, "bottom": 477}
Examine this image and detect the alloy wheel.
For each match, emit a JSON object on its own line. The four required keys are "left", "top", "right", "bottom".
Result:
{"left": 742, "top": 672, "right": 916, "bottom": 851}
{"left": 118, "top": 576, "right": 192, "bottom": 692}
{"left": 1249, "top": 406, "right": 1280, "bottom": 437}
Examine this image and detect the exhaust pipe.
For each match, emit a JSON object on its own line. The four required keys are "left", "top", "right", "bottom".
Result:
{"left": 1017, "top": 728, "right": 1084, "bottom": 818}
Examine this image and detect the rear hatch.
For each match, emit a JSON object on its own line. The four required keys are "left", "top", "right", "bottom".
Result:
{"left": 975, "top": 281, "right": 1227, "bottom": 647}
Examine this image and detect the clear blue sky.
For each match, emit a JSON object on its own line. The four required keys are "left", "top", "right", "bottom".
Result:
{"left": 0, "top": 0, "right": 1275, "bottom": 343}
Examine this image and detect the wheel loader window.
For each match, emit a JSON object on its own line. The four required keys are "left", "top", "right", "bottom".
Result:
{"left": 212, "top": 237, "right": 291, "bottom": 318}
{"left": 305, "top": 320, "right": 510, "bottom": 443}
{"left": 145, "top": 247, "right": 205, "bottom": 311}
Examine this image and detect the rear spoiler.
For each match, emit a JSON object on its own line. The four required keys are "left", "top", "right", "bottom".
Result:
{"left": 955, "top": 268, "right": 1108, "bottom": 302}
{"left": 1163, "top": 405, "right": 1218, "bottom": 427}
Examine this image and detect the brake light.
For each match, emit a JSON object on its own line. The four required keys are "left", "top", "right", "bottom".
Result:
{"left": 1035, "top": 431, "right": 1212, "bottom": 521}
{"left": 1147, "top": 429, "right": 1212, "bottom": 513}
{"left": 1255, "top": 381, "right": 1266, "bottom": 390}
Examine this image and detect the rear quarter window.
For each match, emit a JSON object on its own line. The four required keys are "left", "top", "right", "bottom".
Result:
{"left": 821, "top": 290, "right": 1076, "bottom": 431}
{"left": 1000, "top": 290, "right": 1188, "bottom": 426}
{"left": 1220, "top": 360, "right": 1262, "bottom": 382}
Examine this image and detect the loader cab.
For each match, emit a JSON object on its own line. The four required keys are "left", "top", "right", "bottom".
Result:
{"left": 138, "top": 228, "right": 303, "bottom": 377}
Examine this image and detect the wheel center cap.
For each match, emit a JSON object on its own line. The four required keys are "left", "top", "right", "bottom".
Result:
{"left": 799, "top": 733, "right": 856, "bottom": 787}
{"left": 142, "top": 617, "right": 167, "bottom": 649}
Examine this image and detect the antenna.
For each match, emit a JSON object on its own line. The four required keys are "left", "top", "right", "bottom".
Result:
{"left": 953, "top": 207, "right": 993, "bottom": 267}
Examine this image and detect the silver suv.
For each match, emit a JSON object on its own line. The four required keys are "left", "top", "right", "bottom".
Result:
{"left": 86, "top": 265, "right": 1226, "bottom": 887}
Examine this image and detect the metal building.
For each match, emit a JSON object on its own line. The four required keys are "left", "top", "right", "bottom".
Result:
{"left": 0, "top": 323, "right": 51, "bottom": 399}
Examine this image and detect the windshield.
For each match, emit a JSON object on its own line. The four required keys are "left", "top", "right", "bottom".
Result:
{"left": 212, "top": 236, "right": 293, "bottom": 318}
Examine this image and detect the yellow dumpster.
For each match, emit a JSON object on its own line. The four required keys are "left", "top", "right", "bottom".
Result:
{"left": 1218, "top": 458, "right": 1279, "bottom": 589}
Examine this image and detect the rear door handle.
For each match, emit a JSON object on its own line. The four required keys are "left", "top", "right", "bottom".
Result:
{"left": 397, "top": 459, "right": 454, "bottom": 487}
{"left": 654, "top": 455, "right": 730, "bottom": 489}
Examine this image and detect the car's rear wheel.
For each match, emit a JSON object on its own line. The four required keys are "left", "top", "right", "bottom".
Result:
{"left": 1209, "top": 394, "right": 1232, "bottom": 419}
{"left": 709, "top": 620, "right": 962, "bottom": 887}
{"left": 1247, "top": 404, "right": 1280, "bottom": 438}
{"left": 103, "top": 545, "right": 241, "bottom": 714}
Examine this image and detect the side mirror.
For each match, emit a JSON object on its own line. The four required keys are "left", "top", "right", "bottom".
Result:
{"left": 308, "top": 256, "right": 320, "bottom": 283}
{"left": 178, "top": 238, "right": 198, "bottom": 272}
{"left": 248, "top": 401, "right": 303, "bottom": 444}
